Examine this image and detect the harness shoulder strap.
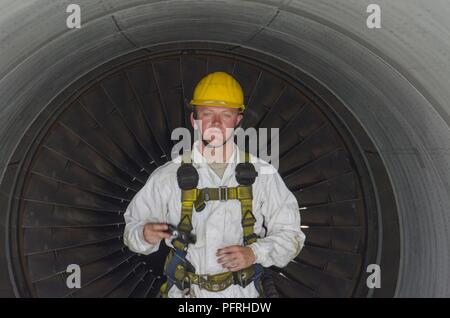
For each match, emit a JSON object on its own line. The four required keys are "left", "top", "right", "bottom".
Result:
{"left": 234, "top": 152, "right": 265, "bottom": 296}
{"left": 234, "top": 152, "right": 259, "bottom": 246}
{"left": 160, "top": 151, "right": 198, "bottom": 297}
{"left": 174, "top": 150, "right": 198, "bottom": 249}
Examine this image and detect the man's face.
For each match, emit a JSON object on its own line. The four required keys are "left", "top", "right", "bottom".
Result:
{"left": 190, "top": 106, "right": 243, "bottom": 148}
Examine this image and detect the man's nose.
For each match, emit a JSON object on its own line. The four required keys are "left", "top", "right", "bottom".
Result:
{"left": 212, "top": 113, "right": 222, "bottom": 125}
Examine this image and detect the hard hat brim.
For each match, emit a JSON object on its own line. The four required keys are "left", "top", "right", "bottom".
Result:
{"left": 190, "top": 99, "right": 245, "bottom": 111}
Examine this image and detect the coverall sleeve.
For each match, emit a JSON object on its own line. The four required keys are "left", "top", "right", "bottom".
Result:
{"left": 249, "top": 171, "right": 306, "bottom": 268}
{"left": 123, "top": 171, "right": 169, "bottom": 255}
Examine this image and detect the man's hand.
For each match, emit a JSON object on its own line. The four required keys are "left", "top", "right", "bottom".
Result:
{"left": 143, "top": 223, "right": 172, "bottom": 245}
{"left": 216, "top": 245, "right": 256, "bottom": 272}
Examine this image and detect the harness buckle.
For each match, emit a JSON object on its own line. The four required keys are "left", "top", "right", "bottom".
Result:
{"left": 219, "top": 186, "right": 228, "bottom": 201}
{"left": 198, "top": 274, "right": 209, "bottom": 290}
{"left": 233, "top": 268, "right": 252, "bottom": 287}
{"left": 203, "top": 188, "right": 210, "bottom": 202}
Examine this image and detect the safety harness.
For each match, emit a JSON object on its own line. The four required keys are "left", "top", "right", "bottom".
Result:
{"left": 160, "top": 151, "right": 265, "bottom": 297}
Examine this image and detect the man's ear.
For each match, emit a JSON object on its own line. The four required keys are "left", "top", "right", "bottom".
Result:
{"left": 190, "top": 112, "right": 196, "bottom": 129}
{"left": 236, "top": 113, "right": 244, "bottom": 127}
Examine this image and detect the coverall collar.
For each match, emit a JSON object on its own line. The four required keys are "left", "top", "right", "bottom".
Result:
{"left": 191, "top": 140, "right": 241, "bottom": 185}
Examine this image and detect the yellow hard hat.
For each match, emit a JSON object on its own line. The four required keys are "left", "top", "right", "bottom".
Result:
{"left": 190, "top": 72, "right": 245, "bottom": 112}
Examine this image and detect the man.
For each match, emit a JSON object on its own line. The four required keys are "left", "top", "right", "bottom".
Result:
{"left": 123, "top": 71, "right": 305, "bottom": 298}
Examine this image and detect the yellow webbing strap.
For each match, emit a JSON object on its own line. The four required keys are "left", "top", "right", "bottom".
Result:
{"left": 239, "top": 152, "right": 257, "bottom": 246}
{"left": 239, "top": 189, "right": 256, "bottom": 245}
{"left": 174, "top": 151, "right": 197, "bottom": 251}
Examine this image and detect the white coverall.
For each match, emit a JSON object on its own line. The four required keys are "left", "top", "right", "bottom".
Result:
{"left": 123, "top": 141, "right": 306, "bottom": 298}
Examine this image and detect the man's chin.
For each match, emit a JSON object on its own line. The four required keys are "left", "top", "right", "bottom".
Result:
{"left": 204, "top": 140, "right": 225, "bottom": 148}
